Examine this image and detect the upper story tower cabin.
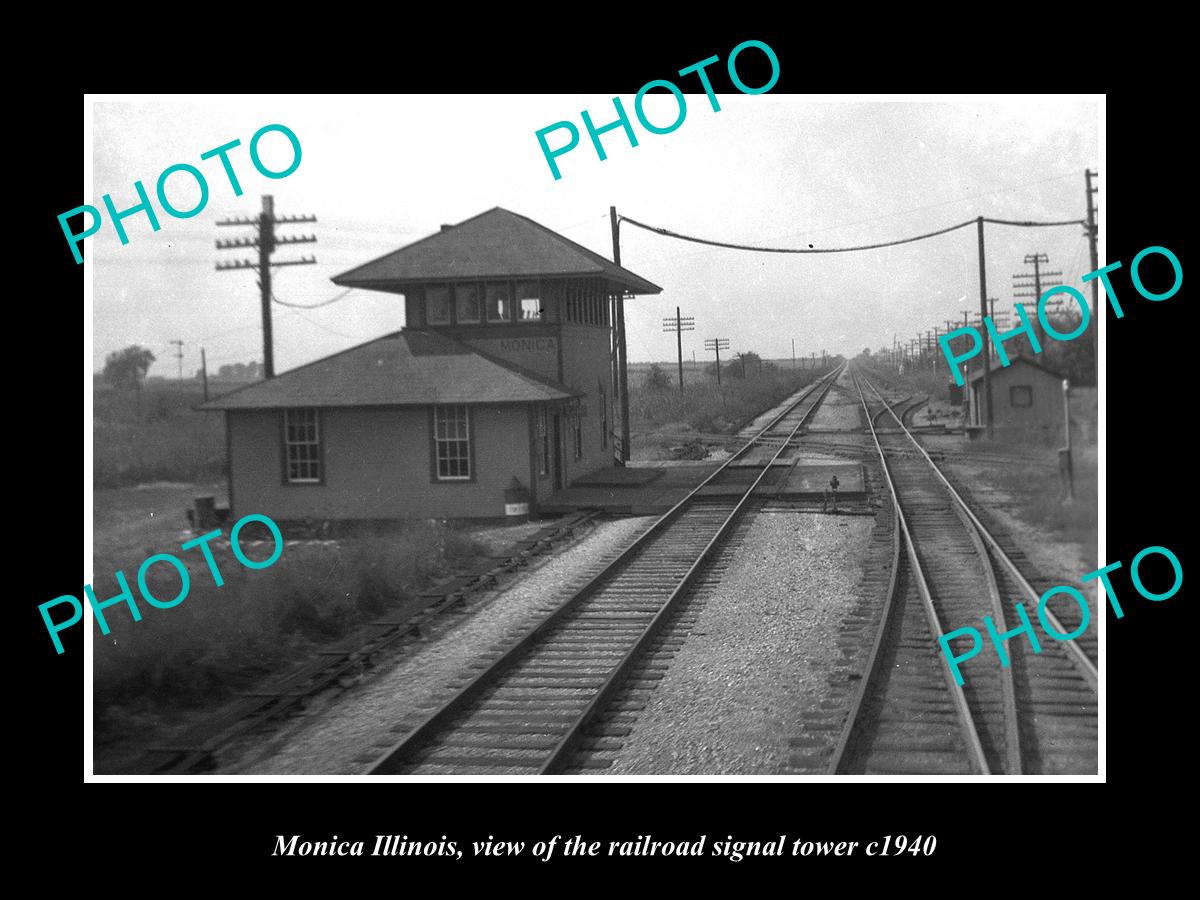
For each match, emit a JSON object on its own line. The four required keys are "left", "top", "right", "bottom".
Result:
{"left": 330, "top": 207, "right": 661, "bottom": 491}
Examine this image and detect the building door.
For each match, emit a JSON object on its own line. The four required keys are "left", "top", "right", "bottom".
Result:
{"left": 552, "top": 413, "right": 564, "bottom": 491}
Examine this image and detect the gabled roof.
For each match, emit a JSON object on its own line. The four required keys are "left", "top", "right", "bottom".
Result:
{"left": 966, "top": 355, "right": 1065, "bottom": 384}
{"left": 332, "top": 207, "right": 662, "bottom": 295}
{"left": 199, "top": 330, "right": 580, "bottom": 410}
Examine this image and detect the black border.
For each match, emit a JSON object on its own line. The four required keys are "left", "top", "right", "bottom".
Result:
{"left": 27, "top": 23, "right": 1191, "bottom": 883}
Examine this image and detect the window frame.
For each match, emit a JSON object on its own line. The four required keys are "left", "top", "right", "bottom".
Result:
{"left": 1009, "top": 385, "right": 1034, "bottom": 408}
{"left": 425, "top": 283, "right": 452, "bottom": 325}
{"left": 484, "top": 281, "right": 513, "bottom": 323}
{"left": 454, "top": 282, "right": 481, "bottom": 324}
{"left": 517, "top": 279, "right": 542, "bottom": 321}
{"left": 281, "top": 408, "right": 324, "bottom": 486}
{"left": 430, "top": 404, "right": 475, "bottom": 483}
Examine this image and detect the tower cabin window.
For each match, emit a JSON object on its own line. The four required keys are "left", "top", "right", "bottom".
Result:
{"left": 518, "top": 280, "right": 542, "bottom": 320}
{"left": 425, "top": 285, "right": 451, "bottom": 324}
{"left": 455, "top": 283, "right": 480, "bottom": 323}
{"left": 485, "top": 282, "right": 511, "bottom": 322}
{"left": 563, "top": 279, "right": 610, "bottom": 326}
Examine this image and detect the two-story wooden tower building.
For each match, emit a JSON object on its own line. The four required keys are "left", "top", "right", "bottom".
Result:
{"left": 202, "top": 207, "right": 662, "bottom": 525}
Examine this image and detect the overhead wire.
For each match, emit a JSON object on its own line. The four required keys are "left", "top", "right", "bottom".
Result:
{"left": 271, "top": 287, "right": 356, "bottom": 309}
{"left": 619, "top": 212, "right": 1086, "bottom": 256}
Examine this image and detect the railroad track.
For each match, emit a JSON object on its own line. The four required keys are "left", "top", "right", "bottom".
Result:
{"left": 142, "top": 512, "right": 601, "bottom": 775}
{"left": 364, "top": 364, "right": 846, "bottom": 774}
{"left": 819, "top": 366, "right": 1097, "bottom": 775}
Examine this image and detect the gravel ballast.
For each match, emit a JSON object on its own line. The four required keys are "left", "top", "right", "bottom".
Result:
{"left": 603, "top": 510, "right": 873, "bottom": 775}
{"left": 807, "top": 381, "right": 864, "bottom": 431}
{"left": 228, "top": 516, "right": 656, "bottom": 775}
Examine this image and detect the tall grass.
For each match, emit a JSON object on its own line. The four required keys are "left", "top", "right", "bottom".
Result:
{"left": 630, "top": 364, "right": 834, "bottom": 434}
{"left": 94, "top": 381, "right": 227, "bottom": 487}
{"left": 92, "top": 521, "right": 483, "bottom": 763}
{"left": 963, "top": 448, "right": 1098, "bottom": 557}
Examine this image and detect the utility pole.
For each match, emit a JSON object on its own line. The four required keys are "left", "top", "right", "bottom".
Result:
{"left": 610, "top": 206, "right": 630, "bottom": 465}
{"left": 792, "top": 338, "right": 796, "bottom": 370}
{"left": 169, "top": 338, "right": 184, "bottom": 379}
{"left": 200, "top": 347, "right": 209, "bottom": 401}
{"left": 662, "top": 307, "right": 695, "bottom": 392}
{"left": 941, "top": 321, "right": 959, "bottom": 373}
{"left": 977, "top": 217, "right": 994, "bottom": 439}
{"left": 1060, "top": 379, "right": 1074, "bottom": 502}
{"left": 705, "top": 338, "right": 729, "bottom": 384}
{"left": 216, "top": 195, "right": 317, "bottom": 379}
{"left": 1084, "top": 169, "right": 1100, "bottom": 313}
{"left": 1014, "top": 254, "right": 1062, "bottom": 354}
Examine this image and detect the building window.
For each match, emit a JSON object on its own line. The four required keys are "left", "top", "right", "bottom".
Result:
{"left": 599, "top": 384, "right": 608, "bottom": 449}
{"left": 434, "top": 404, "right": 471, "bottom": 480}
{"left": 518, "top": 280, "right": 542, "bottom": 320}
{"left": 485, "top": 281, "right": 511, "bottom": 322}
{"left": 1010, "top": 385, "right": 1033, "bottom": 408}
{"left": 455, "top": 283, "right": 480, "bottom": 323}
{"left": 425, "top": 285, "right": 451, "bottom": 325}
{"left": 283, "top": 408, "right": 321, "bottom": 483}
{"left": 565, "top": 279, "right": 602, "bottom": 326}
{"left": 536, "top": 406, "right": 549, "bottom": 476}
{"left": 573, "top": 414, "right": 583, "bottom": 460}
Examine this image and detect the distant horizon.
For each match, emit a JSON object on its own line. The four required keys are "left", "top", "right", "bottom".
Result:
{"left": 91, "top": 97, "right": 1097, "bottom": 381}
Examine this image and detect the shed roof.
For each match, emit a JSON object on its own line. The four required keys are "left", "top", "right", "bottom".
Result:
{"left": 332, "top": 207, "right": 663, "bottom": 295}
{"left": 966, "top": 355, "right": 1065, "bottom": 384}
{"left": 199, "top": 330, "right": 580, "bottom": 410}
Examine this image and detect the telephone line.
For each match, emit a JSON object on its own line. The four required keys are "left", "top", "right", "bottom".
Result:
{"left": 271, "top": 287, "right": 355, "bottom": 309}
{"left": 619, "top": 214, "right": 976, "bottom": 254}
{"left": 619, "top": 212, "right": 1088, "bottom": 256}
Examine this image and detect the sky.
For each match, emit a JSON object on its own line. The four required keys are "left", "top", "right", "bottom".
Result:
{"left": 88, "top": 95, "right": 1099, "bottom": 377}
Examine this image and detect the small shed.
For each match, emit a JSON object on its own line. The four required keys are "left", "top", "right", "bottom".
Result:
{"left": 964, "top": 356, "right": 1065, "bottom": 434}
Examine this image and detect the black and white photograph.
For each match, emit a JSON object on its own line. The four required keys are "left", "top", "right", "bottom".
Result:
{"left": 78, "top": 90, "right": 1109, "bottom": 780}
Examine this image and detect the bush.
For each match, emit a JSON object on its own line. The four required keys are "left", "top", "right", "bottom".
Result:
{"left": 644, "top": 364, "right": 672, "bottom": 391}
{"left": 92, "top": 521, "right": 485, "bottom": 761}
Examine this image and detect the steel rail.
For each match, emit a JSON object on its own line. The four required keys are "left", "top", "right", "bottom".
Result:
{"left": 860, "top": 373, "right": 1098, "bottom": 693}
{"left": 845, "top": 368, "right": 992, "bottom": 774}
{"left": 825, "top": 481, "right": 903, "bottom": 773}
{"left": 537, "top": 364, "right": 843, "bottom": 773}
{"left": 366, "top": 364, "right": 845, "bottom": 774}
